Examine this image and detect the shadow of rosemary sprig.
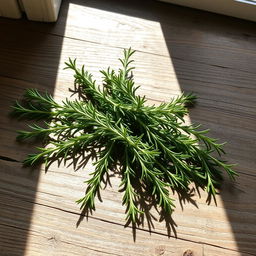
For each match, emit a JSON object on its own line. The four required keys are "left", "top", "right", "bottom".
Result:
{"left": 10, "top": 48, "right": 238, "bottom": 231}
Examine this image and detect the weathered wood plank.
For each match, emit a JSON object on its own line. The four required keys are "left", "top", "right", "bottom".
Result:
{"left": 1, "top": 153, "right": 255, "bottom": 255}
{"left": 1, "top": 0, "right": 256, "bottom": 73}
{"left": 1, "top": 160, "right": 254, "bottom": 256}
{"left": 1, "top": 32, "right": 255, "bottom": 167}
{"left": 0, "top": 0, "right": 256, "bottom": 255}
{"left": 2, "top": 37, "right": 255, "bottom": 254}
{"left": 0, "top": 161, "right": 205, "bottom": 256}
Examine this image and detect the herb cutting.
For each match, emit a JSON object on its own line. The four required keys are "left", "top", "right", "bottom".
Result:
{"left": 11, "top": 48, "right": 237, "bottom": 223}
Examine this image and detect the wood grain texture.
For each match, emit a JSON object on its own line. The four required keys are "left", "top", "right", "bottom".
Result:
{"left": 0, "top": 0, "right": 256, "bottom": 255}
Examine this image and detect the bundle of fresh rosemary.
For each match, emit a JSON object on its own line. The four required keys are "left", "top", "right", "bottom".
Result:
{"left": 11, "top": 48, "right": 237, "bottom": 222}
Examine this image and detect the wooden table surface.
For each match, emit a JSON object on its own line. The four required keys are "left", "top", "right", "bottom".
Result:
{"left": 0, "top": 0, "right": 255, "bottom": 255}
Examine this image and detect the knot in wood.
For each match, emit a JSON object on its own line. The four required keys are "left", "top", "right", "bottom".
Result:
{"left": 183, "top": 249, "right": 193, "bottom": 256}
{"left": 155, "top": 245, "right": 165, "bottom": 255}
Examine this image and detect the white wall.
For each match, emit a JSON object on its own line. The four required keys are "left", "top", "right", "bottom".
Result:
{"left": 160, "top": 0, "right": 256, "bottom": 22}
{"left": 0, "top": 0, "right": 62, "bottom": 22}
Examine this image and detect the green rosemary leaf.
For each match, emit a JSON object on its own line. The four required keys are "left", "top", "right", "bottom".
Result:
{"left": 10, "top": 48, "right": 237, "bottom": 224}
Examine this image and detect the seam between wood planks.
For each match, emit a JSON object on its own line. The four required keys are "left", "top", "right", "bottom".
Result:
{"left": 1, "top": 72, "right": 255, "bottom": 117}
{"left": 0, "top": 155, "right": 20, "bottom": 163}
{"left": 2, "top": 22, "right": 255, "bottom": 76}
{"left": 5, "top": 197, "right": 254, "bottom": 256}
{"left": 38, "top": 31, "right": 256, "bottom": 75}
{"left": 175, "top": 77, "right": 256, "bottom": 91}
{"left": 0, "top": 224, "right": 123, "bottom": 256}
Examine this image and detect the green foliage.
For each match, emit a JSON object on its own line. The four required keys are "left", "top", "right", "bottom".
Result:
{"left": 11, "top": 48, "right": 237, "bottom": 223}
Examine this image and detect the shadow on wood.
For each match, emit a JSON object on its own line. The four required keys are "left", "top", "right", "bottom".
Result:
{"left": 158, "top": 3, "right": 256, "bottom": 255}
{"left": 0, "top": 4, "right": 69, "bottom": 255}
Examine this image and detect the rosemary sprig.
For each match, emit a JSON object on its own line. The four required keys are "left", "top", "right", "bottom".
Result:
{"left": 11, "top": 48, "right": 237, "bottom": 223}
